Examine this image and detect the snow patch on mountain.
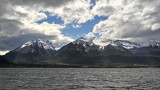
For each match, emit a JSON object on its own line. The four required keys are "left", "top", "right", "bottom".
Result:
{"left": 71, "top": 37, "right": 143, "bottom": 50}
{"left": 72, "top": 37, "right": 89, "bottom": 44}
{"left": 21, "top": 41, "right": 33, "bottom": 48}
{"left": 72, "top": 37, "right": 94, "bottom": 47}
{"left": 92, "top": 38, "right": 118, "bottom": 49}
{"left": 148, "top": 39, "right": 160, "bottom": 47}
{"left": 71, "top": 37, "right": 121, "bottom": 50}
{"left": 114, "top": 40, "right": 141, "bottom": 49}
{"left": 20, "top": 39, "right": 55, "bottom": 50}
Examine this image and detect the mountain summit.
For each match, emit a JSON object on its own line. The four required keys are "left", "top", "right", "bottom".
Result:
{"left": 16, "top": 39, "right": 56, "bottom": 53}
{"left": 4, "top": 39, "right": 56, "bottom": 64}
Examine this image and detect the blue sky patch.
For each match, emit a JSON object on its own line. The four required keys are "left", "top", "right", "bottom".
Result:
{"left": 61, "top": 15, "right": 108, "bottom": 39}
{"left": 90, "top": 0, "right": 96, "bottom": 9}
{"left": 37, "top": 11, "right": 64, "bottom": 25}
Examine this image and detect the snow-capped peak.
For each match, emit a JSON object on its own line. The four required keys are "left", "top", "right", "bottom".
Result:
{"left": 92, "top": 38, "right": 118, "bottom": 49}
{"left": 71, "top": 37, "right": 143, "bottom": 50}
{"left": 114, "top": 40, "right": 141, "bottom": 49}
{"left": 21, "top": 41, "right": 33, "bottom": 48}
{"left": 72, "top": 37, "right": 94, "bottom": 47}
{"left": 72, "top": 37, "right": 120, "bottom": 49}
{"left": 148, "top": 39, "right": 160, "bottom": 47}
{"left": 72, "top": 37, "right": 89, "bottom": 44}
{"left": 20, "top": 39, "right": 55, "bottom": 50}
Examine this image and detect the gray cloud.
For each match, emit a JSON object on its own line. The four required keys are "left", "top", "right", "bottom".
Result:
{"left": 11, "top": 0, "right": 73, "bottom": 8}
{"left": 92, "top": 0, "right": 160, "bottom": 44}
{"left": 0, "top": 18, "right": 23, "bottom": 37}
{"left": 0, "top": 0, "right": 10, "bottom": 16}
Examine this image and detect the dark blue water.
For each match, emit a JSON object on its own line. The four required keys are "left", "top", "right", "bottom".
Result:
{"left": 0, "top": 68, "right": 160, "bottom": 90}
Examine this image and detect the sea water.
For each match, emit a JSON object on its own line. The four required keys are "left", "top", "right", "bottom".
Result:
{"left": 0, "top": 68, "right": 160, "bottom": 90}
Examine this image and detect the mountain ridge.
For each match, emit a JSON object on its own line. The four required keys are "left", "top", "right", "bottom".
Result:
{"left": 3, "top": 38, "right": 160, "bottom": 66}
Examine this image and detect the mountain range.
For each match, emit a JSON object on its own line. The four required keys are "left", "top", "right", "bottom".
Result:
{"left": 2, "top": 37, "right": 160, "bottom": 67}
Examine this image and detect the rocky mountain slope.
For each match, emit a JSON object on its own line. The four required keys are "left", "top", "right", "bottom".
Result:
{"left": 4, "top": 39, "right": 56, "bottom": 64}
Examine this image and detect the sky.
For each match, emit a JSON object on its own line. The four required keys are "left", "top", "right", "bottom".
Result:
{"left": 0, "top": 0, "right": 160, "bottom": 55}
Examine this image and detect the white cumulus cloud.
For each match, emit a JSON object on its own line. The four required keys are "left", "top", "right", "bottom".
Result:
{"left": 92, "top": 0, "right": 160, "bottom": 43}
